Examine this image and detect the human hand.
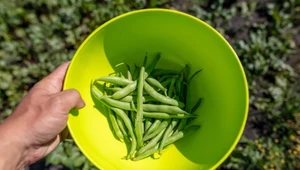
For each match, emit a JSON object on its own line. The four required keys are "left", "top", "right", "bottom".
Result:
{"left": 0, "top": 62, "right": 85, "bottom": 169}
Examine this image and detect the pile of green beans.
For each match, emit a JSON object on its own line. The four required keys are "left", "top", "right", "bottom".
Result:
{"left": 90, "top": 53, "right": 202, "bottom": 161}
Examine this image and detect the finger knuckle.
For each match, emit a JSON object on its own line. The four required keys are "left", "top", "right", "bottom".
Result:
{"left": 67, "top": 89, "right": 81, "bottom": 98}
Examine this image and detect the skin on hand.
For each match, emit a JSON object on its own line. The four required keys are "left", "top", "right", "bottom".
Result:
{"left": 0, "top": 62, "right": 85, "bottom": 169}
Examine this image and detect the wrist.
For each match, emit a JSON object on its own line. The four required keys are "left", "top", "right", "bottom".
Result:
{"left": 0, "top": 122, "right": 28, "bottom": 169}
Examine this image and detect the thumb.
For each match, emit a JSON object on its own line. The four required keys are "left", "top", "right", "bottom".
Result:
{"left": 34, "top": 62, "right": 70, "bottom": 94}
{"left": 52, "top": 89, "right": 86, "bottom": 114}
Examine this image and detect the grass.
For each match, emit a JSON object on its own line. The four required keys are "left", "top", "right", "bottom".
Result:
{"left": 0, "top": 0, "right": 299, "bottom": 169}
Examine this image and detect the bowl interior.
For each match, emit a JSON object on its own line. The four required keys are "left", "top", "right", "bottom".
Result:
{"left": 64, "top": 9, "right": 248, "bottom": 170}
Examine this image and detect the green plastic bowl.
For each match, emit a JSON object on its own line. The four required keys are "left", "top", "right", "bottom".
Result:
{"left": 64, "top": 9, "right": 248, "bottom": 170}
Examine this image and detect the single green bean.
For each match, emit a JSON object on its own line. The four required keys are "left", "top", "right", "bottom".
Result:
{"left": 175, "top": 118, "right": 188, "bottom": 133}
{"left": 115, "top": 62, "right": 132, "bottom": 81}
{"left": 107, "top": 87, "right": 122, "bottom": 92}
{"left": 144, "top": 96, "right": 157, "bottom": 103}
{"left": 158, "top": 75, "right": 169, "bottom": 82}
{"left": 144, "top": 118, "right": 152, "bottom": 133}
{"left": 127, "top": 70, "right": 132, "bottom": 81}
{"left": 144, "top": 81, "right": 180, "bottom": 107}
{"left": 160, "top": 78, "right": 173, "bottom": 88}
{"left": 159, "top": 119, "right": 179, "bottom": 154}
{"left": 143, "top": 120, "right": 170, "bottom": 141}
{"left": 132, "top": 90, "right": 148, "bottom": 96}
{"left": 132, "top": 143, "right": 159, "bottom": 161}
{"left": 163, "top": 125, "right": 200, "bottom": 147}
{"left": 102, "top": 97, "right": 133, "bottom": 111}
{"left": 111, "top": 107, "right": 137, "bottom": 159}
{"left": 145, "top": 53, "right": 161, "bottom": 75}
{"left": 144, "top": 119, "right": 161, "bottom": 137}
{"left": 146, "top": 77, "right": 167, "bottom": 96}
{"left": 175, "top": 99, "right": 185, "bottom": 109}
{"left": 130, "top": 111, "right": 135, "bottom": 124}
{"left": 143, "top": 104, "right": 188, "bottom": 115}
{"left": 168, "top": 78, "right": 176, "bottom": 98}
{"left": 135, "top": 66, "right": 145, "bottom": 148}
{"left": 120, "top": 72, "right": 125, "bottom": 79}
{"left": 141, "top": 121, "right": 144, "bottom": 139}
{"left": 175, "top": 78, "right": 182, "bottom": 98}
{"left": 187, "top": 69, "right": 203, "bottom": 84}
{"left": 119, "top": 96, "right": 134, "bottom": 103}
{"left": 96, "top": 76, "right": 133, "bottom": 86}
{"left": 133, "top": 64, "right": 140, "bottom": 81}
{"left": 112, "top": 81, "right": 137, "bottom": 99}
{"left": 119, "top": 96, "right": 147, "bottom": 103}
{"left": 116, "top": 114, "right": 128, "bottom": 138}
{"left": 137, "top": 128, "right": 166, "bottom": 155}
{"left": 143, "top": 112, "right": 195, "bottom": 119}
{"left": 191, "top": 98, "right": 203, "bottom": 114}
{"left": 108, "top": 109, "right": 124, "bottom": 142}
{"left": 151, "top": 69, "right": 178, "bottom": 77}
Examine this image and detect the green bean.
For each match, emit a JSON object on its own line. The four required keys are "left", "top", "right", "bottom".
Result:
{"left": 133, "top": 64, "right": 140, "bottom": 81}
{"left": 112, "top": 81, "right": 137, "bottom": 99}
{"left": 181, "top": 65, "right": 189, "bottom": 104}
{"left": 92, "top": 87, "right": 136, "bottom": 111}
{"left": 160, "top": 78, "right": 173, "bottom": 88}
{"left": 132, "top": 90, "right": 148, "bottom": 96}
{"left": 135, "top": 66, "right": 145, "bottom": 148}
{"left": 158, "top": 75, "right": 169, "bottom": 82}
{"left": 187, "top": 69, "right": 203, "bottom": 84}
{"left": 116, "top": 114, "right": 128, "bottom": 138}
{"left": 159, "top": 119, "right": 178, "bottom": 154}
{"left": 144, "top": 119, "right": 161, "bottom": 137}
{"left": 163, "top": 125, "right": 200, "bottom": 147}
{"left": 111, "top": 107, "right": 137, "bottom": 159}
{"left": 145, "top": 53, "right": 161, "bottom": 76}
{"left": 115, "top": 62, "right": 132, "bottom": 80}
{"left": 144, "top": 118, "right": 152, "bottom": 133}
{"left": 144, "top": 96, "right": 157, "bottom": 103}
{"left": 108, "top": 109, "right": 124, "bottom": 142}
{"left": 143, "top": 120, "right": 170, "bottom": 141}
{"left": 141, "top": 121, "right": 144, "bottom": 139}
{"left": 119, "top": 96, "right": 134, "bottom": 103}
{"left": 175, "top": 118, "right": 188, "bottom": 133}
{"left": 143, "top": 112, "right": 195, "bottom": 119}
{"left": 127, "top": 70, "right": 132, "bottom": 81}
{"left": 96, "top": 76, "right": 133, "bottom": 86}
{"left": 107, "top": 87, "right": 122, "bottom": 92}
{"left": 143, "top": 104, "right": 188, "bottom": 115}
{"left": 130, "top": 111, "right": 135, "bottom": 124}
{"left": 120, "top": 73, "right": 125, "bottom": 79}
{"left": 175, "top": 78, "right": 182, "bottom": 98}
{"left": 168, "top": 130, "right": 175, "bottom": 137}
{"left": 176, "top": 100, "right": 185, "bottom": 109}
{"left": 144, "top": 81, "right": 180, "bottom": 107}
{"left": 137, "top": 128, "right": 166, "bottom": 155}
{"left": 101, "top": 97, "right": 134, "bottom": 111}
{"left": 191, "top": 98, "right": 203, "bottom": 114}
{"left": 151, "top": 69, "right": 178, "bottom": 77}
{"left": 168, "top": 78, "right": 176, "bottom": 98}
{"left": 119, "top": 95, "right": 148, "bottom": 103}
{"left": 132, "top": 143, "right": 159, "bottom": 161}
{"left": 146, "top": 77, "right": 167, "bottom": 96}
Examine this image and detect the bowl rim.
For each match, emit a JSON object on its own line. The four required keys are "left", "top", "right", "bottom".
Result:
{"left": 64, "top": 8, "right": 249, "bottom": 170}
